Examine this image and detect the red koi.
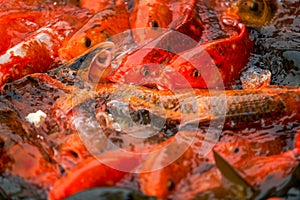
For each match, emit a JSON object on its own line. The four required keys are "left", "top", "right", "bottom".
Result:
{"left": 0, "top": 11, "right": 45, "bottom": 54}
{"left": 130, "top": 0, "right": 203, "bottom": 42}
{"left": 214, "top": 132, "right": 300, "bottom": 199}
{"left": 108, "top": 17, "right": 253, "bottom": 89}
{"left": 0, "top": 0, "right": 80, "bottom": 14}
{"left": 78, "top": 0, "right": 123, "bottom": 13}
{"left": 48, "top": 151, "right": 142, "bottom": 200}
{"left": 0, "top": 11, "right": 90, "bottom": 89}
{"left": 139, "top": 130, "right": 216, "bottom": 198}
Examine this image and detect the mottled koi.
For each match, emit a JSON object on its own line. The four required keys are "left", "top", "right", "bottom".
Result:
{"left": 54, "top": 83, "right": 300, "bottom": 129}
{"left": 0, "top": 15, "right": 87, "bottom": 89}
{"left": 0, "top": 5, "right": 89, "bottom": 54}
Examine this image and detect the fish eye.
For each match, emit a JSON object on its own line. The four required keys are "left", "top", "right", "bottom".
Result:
{"left": 250, "top": 1, "right": 259, "bottom": 12}
{"left": 81, "top": 36, "right": 92, "bottom": 48}
{"left": 140, "top": 65, "right": 150, "bottom": 76}
{"left": 233, "top": 147, "right": 239, "bottom": 153}
{"left": 167, "top": 179, "right": 175, "bottom": 191}
{"left": 191, "top": 68, "right": 200, "bottom": 78}
{"left": 148, "top": 20, "right": 159, "bottom": 30}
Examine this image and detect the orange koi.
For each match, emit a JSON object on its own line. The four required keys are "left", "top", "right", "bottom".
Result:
{"left": 130, "top": 0, "right": 203, "bottom": 42}
{"left": 214, "top": 133, "right": 300, "bottom": 199}
{"left": 48, "top": 151, "right": 142, "bottom": 200}
{"left": 107, "top": 18, "right": 253, "bottom": 89}
{"left": 78, "top": 0, "right": 122, "bottom": 13}
{"left": 139, "top": 130, "right": 216, "bottom": 198}
{"left": 58, "top": 5, "right": 130, "bottom": 60}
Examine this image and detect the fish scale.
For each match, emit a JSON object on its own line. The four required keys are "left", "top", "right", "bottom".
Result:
{"left": 93, "top": 85, "right": 300, "bottom": 127}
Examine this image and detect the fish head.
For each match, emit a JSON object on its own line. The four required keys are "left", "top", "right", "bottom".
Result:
{"left": 227, "top": 0, "right": 273, "bottom": 26}
{"left": 214, "top": 132, "right": 255, "bottom": 164}
{"left": 168, "top": 47, "right": 226, "bottom": 89}
{"left": 107, "top": 47, "right": 178, "bottom": 90}
{"left": 130, "top": 3, "right": 173, "bottom": 42}
{"left": 59, "top": 6, "right": 129, "bottom": 60}
{"left": 107, "top": 48, "right": 225, "bottom": 90}
{"left": 108, "top": 62, "right": 171, "bottom": 90}
{"left": 58, "top": 22, "right": 114, "bottom": 60}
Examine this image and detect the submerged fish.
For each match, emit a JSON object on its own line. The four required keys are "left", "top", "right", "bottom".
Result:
{"left": 64, "top": 187, "right": 156, "bottom": 200}
{"left": 227, "top": 0, "right": 278, "bottom": 26}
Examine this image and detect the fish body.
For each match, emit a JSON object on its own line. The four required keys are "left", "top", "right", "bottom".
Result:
{"left": 130, "top": 0, "right": 203, "bottom": 42}
{"left": 227, "top": 0, "right": 278, "bottom": 26}
{"left": 58, "top": 5, "right": 130, "bottom": 60}
{"left": 0, "top": 0, "right": 78, "bottom": 12}
{"left": 78, "top": 0, "right": 121, "bottom": 13}
{"left": 108, "top": 18, "right": 253, "bottom": 89}
{"left": 0, "top": 11, "right": 45, "bottom": 54}
{"left": 0, "top": 5, "right": 88, "bottom": 54}
{"left": 48, "top": 151, "right": 142, "bottom": 200}
{"left": 0, "top": 13, "right": 89, "bottom": 89}
{"left": 169, "top": 22, "right": 253, "bottom": 89}
{"left": 73, "top": 84, "right": 298, "bottom": 128}
{"left": 214, "top": 133, "right": 300, "bottom": 199}
{"left": 54, "top": 82, "right": 300, "bottom": 128}
{"left": 138, "top": 130, "right": 216, "bottom": 198}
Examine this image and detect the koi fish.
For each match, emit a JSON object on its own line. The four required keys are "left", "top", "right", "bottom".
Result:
{"left": 53, "top": 82, "right": 300, "bottom": 130}
{"left": 138, "top": 130, "right": 217, "bottom": 198}
{"left": 58, "top": 5, "right": 130, "bottom": 60}
{"left": 214, "top": 133, "right": 300, "bottom": 199}
{"left": 48, "top": 151, "right": 142, "bottom": 200}
{"left": 0, "top": 5, "right": 88, "bottom": 54}
{"left": 226, "top": 0, "right": 278, "bottom": 26}
{"left": 0, "top": 0, "right": 81, "bottom": 15}
{"left": 0, "top": 11, "right": 90, "bottom": 89}
{"left": 107, "top": 17, "right": 253, "bottom": 89}
{"left": 0, "top": 11, "right": 44, "bottom": 54}
{"left": 78, "top": 0, "right": 122, "bottom": 13}
{"left": 130, "top": 0, "right": 203, "bottom": 42}
{"left": 64, "top": 187, "right": 157, "bottom": 200}
{"left": 126, "top": 85, "right": 299, "bottom": 126}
